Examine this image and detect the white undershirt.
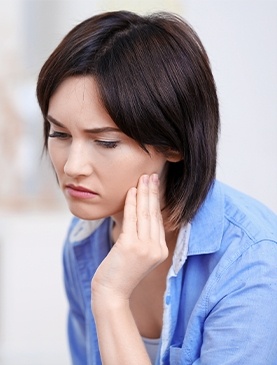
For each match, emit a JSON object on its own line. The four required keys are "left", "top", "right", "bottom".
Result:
{"left": 142, "top": 336, "right": 160, "bottom": 365}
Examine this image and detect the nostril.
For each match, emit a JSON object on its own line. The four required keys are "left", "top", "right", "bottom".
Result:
{"left": 64, "top": 158, "right": 93, "bottom": 177}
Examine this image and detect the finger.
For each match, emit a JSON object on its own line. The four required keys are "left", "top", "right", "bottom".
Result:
{"left": 136, "top": 174, "right": 150, "bottom": 240}
{"left": 122, "top": 187, "right": 137, "bottom": 236}
{"left": 149, "top": 174, "right": 163, "bottom": 243}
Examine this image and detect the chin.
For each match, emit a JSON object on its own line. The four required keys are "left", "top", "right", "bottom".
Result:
{"left": 71, "top": 209, "right": 106, "bottom": 221}
{"left": 66, "top": 203, "right": 101, "bottom": 221}
{"left": 66, "top": 201, "right": 121, "bottom": 221}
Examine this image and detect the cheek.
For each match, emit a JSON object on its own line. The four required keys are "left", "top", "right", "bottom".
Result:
{"left": 48, "top": 143, "right": 64, "bottom": 175}
{"left": 109, "top": 155, "right": 166, "bottom": 191}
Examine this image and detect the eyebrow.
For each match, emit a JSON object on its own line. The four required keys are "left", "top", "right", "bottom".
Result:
{"left": 46, "top": 115, "right": 122, "bottom": 134}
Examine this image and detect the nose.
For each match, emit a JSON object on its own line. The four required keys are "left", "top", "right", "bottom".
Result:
{"left": 64, "top": 143, "right": 93, "bottom": 178}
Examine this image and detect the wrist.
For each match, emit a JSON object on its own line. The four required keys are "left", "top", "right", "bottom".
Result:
{"left": 91, "top": 289, "right": 130, "bottom": 316}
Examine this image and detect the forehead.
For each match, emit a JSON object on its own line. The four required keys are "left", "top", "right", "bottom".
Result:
{"left": 48, "top": 76, "right": 117, "bottom": 129}
{"left": 49, "top": 76, "right": 100, "bottom": 107}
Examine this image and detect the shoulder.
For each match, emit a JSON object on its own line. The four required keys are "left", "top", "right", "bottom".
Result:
{"left": 203, "top": 181, "right": 277, "bottom": 289}
{"left": 219, "top": 181, "right": 277, "bottom": 243}
{"left": 182, "top": 182, "right": 277, "bottom": 363}
{"left": 188, "top": 180, "right": 277, "bottom": 257}
{"left": 187, "top": 181, "right": 277, "bottom": 321}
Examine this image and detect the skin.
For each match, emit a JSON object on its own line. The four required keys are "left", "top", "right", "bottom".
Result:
{"left": 47, "top": 76, "right": 179, "bottom": 364}
{"left": 47, "top": 76, "right": 168, "bottom": 226}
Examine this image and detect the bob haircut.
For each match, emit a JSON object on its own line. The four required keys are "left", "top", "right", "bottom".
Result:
{"left": 37, "top": 10, "right": 220, "bottom": 229}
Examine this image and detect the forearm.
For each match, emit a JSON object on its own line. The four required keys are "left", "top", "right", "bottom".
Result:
{"left": 91, "top": 175, "right": 166, "bottom": 365}
{"left": 92, "top": 295, "right": 151, "bottom": 365}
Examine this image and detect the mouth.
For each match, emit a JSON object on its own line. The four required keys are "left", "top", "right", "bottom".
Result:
{"left": 65, "top": 184, "right": 99, "bottom": 199}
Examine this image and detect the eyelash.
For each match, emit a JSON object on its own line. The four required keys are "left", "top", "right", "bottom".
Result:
{"left": 48, "top": 131, "right": 119, "bottom": 149}
{"left": 96, "top": 141, "right": 119, "bottom": 149}
{"left": 48, "top": 131, "right": 69, "bottom": 139}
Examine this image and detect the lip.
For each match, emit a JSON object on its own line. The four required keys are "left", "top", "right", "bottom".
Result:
{"left": 65, "top": 184, "right": 98, "bottom": 199}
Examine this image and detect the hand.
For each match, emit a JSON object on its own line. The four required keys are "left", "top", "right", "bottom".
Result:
{"left": 91, "top": 173, "right": 168, "bottom": 304}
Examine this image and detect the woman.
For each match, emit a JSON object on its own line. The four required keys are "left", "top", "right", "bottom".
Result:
{"left": 36, "top": 10, "right": 277, "bottom": 365}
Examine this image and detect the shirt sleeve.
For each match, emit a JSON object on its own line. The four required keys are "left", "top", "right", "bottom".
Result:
{"left": 192, "top": 239, "right": 277, "bottom": 365}
{"left": 63, "top": 219, "right": 88, "bottom": 365}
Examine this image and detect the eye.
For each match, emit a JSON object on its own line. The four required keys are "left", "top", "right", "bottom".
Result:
{"left": 95, "top": 140, "right": 119, "bottom": 149}
{"left": 48, "top": 131, "right": 70, "bottom": 140}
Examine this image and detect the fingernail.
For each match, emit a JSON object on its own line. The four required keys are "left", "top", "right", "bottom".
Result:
{"left": 143, "top": 175, "right": 149, "bottom": 185}
{"left": 152, "top": 174, "right": 159, "bottom": 185}
{"left": 131, "top": 187, "right": 137, "bottom": 196}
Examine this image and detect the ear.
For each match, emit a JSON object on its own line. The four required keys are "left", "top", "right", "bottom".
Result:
{"left": 166, "top": 149, "right": 183, "bottom": 163}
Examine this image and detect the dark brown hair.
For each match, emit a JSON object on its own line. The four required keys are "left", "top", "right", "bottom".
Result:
{"left": 37, "top": 10, "right": 220, "bottom": 228}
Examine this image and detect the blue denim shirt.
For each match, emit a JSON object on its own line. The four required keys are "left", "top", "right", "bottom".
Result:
{"left": 63, "top": 180, "right": 277, "bottom": 364}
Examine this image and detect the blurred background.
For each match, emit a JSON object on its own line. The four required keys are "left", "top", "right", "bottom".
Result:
{"left": 0, "top": 0, "right": 276, "bottom": 364}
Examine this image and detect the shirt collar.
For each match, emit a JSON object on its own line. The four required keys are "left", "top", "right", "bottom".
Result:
{"left": 170, "top": 181, "right": 224, "bottom": 275}
{"left": 187, "top": 180, "right": 224, "bottom": 256}
{"left": 171, "top": 223, "right": 191, "bottom": 275}
{"left": 69, "top": 218, "right": 105, "bottom": 243}
{"left": 68, "top": 182, "right": 224, "bottom": 273}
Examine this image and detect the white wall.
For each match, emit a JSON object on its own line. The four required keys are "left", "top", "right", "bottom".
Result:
{"left": 185, "top": 0, "right": 277, "bottom": 213}
{"left": 0, "top": 210, "right": 72, "bottom": 365}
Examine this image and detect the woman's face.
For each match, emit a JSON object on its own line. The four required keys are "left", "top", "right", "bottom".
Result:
{"left": 47, "top": 76, "right": 168, "bottom": 222}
